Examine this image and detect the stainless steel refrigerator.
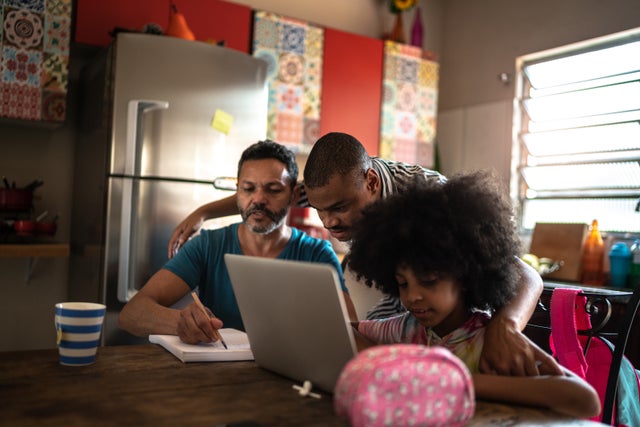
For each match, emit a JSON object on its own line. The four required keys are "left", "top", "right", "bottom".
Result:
{"left": 70, "top": 33, "right": 268, "bottom": 345}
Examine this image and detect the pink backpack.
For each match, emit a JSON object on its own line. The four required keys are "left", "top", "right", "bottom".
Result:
{"left": 334, "top": 344, "right": 475, "bottom": 427}
{"left": 550, "top": 287, "right": 640, "bottom": 426}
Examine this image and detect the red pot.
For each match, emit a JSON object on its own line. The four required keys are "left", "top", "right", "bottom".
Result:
{"left": 36, "top": 221, "right": 57, "bottom": 236}
{"left": 0, "top": 189, "right": 33, "bottom": 211}
{"left": 14, "top": 220, "right": 37, "bottom": 236}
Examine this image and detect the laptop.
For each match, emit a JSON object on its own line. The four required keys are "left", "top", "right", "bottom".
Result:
{"left": 224, "top": 254, "right": 358, "bottom": 393}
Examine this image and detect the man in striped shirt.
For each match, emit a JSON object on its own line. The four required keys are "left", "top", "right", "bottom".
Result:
{"left": 169, "top": 132, "right": 554, "bottom": 376}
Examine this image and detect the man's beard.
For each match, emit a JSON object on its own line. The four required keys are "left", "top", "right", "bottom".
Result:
{"left": 240, "top": 204, "right": 289, "bottom": 234}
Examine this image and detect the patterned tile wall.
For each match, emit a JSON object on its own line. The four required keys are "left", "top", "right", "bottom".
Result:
{"left": 380, "top": 41, "right": 439, "bottom": 167}
{"left": 0, "top": 0, "right": 71, "bottom": 122}
{"left": 253, "top": 11, "right": 323, "bottom": 151}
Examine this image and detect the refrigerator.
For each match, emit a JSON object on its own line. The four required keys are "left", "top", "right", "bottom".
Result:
{"left": 70, "top": 33, "right": 268, "bottom": 345}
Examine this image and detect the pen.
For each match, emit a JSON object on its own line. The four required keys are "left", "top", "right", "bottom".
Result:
{"left": 190, "top": 291, "right": 228, "bottom": 349}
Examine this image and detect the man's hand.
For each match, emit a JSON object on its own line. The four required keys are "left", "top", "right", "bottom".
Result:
{"left": 167, "top": 211, "right": 205, "bottom": 259}
{"left": 176, "top": 303, "right": 224, "bottom": 345}
{"left": 480, "top": 316, "right": 563, "bottom": 376}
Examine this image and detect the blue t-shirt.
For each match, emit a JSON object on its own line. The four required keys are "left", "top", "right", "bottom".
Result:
{"left": 164, "top": 223, "right": 347, "bottom": 331}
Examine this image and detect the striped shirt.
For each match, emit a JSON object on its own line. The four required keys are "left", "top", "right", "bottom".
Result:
{"left": 299, "top": 157, "right": 445, "bottom": 320}
{"left": 357, "top": 311, "right": 489, "bottom": 373}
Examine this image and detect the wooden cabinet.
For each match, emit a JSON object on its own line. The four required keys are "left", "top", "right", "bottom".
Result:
{"left": 319, "top": 28, "right": 383, "bottom": 156}
{"left": 74, "top": 0, "right": 252, "bottom": 53}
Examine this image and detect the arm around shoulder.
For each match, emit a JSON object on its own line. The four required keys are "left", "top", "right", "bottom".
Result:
{"left": 167, "top": 195, "right": 239, "bottom": 258}
{"left": 498, "top": 257, "right": 544, "bottom": 330}
{"left": 479, "top": 258, "right": 549, "bottom": 376}
{"left": 472, "top": 368, "right": 601, "bottom": 419}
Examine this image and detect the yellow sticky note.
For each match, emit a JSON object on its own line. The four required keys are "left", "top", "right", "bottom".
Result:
{"left": 211, "top": 109, "right": 234, "bottom": 135}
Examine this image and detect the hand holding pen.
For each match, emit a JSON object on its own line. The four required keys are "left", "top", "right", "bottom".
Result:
{"left": 190, "top": 291, "right": 228, "bottom": 349}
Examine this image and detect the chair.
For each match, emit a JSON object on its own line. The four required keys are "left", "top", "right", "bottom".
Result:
{"left": 524, "top": 284, "right": 640, "bottom": 425}
{"left": 601, "top": 286, "right": 640, "bottom": 424}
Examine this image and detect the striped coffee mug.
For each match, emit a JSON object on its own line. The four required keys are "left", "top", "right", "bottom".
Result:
{"left": 54, "top": 302, "right": 106, "bottom": 366}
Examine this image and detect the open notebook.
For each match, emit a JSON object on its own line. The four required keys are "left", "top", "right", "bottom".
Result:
{"left": 149, "top": 328, "right": 253, "bottom": 362}
{"left": 225, "top": 254, "right": 358, "bottom": 393}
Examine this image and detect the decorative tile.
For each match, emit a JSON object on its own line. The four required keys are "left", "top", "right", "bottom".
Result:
{"left": 397, "top": 56, "right": 418, "bottom": 83}
{"left": 275, "top": 112, "right": 303, "bottom": 146}
{"left": 384, "top": 55, "right": 397, "bottom": 81}
{"left": 379, "top": 135, "right": 393, "bottom": 160}
{"left": 398, "top": 43, "right": 421, "bottom": 58}
{"left": 417, "top": 116, "right": 436, "bottom": 143}
{"left": 419, "top": 60, "right": 439, "bottom": 88}
{"left": 303, "top": 118, "right": 319, "bottom": 146}
{"left": 44, "top": 14, "right": 69, "bottom": 55}
{"left": 303, "top": 85, "right": 320, "bottom": 119}
{"left": 6, "top": 0, "right": 44, "bottom": 14}
{"left": 41, "top": 51, "right": 67, "bottom": 92}
{"left": 41, "top": 90, "right": 65, "bottom": 121}
{"left": 417, "top": 86, "right": 437, "bottom": 117}
{"left": 304, "top": 56, "right": 321, "bottom": 88}
{"left": 253, "top": 10, "right": 323, "bottom": 148}
{"left": 280, "top": 22, "right": 305, "bottom": 55}
{"left": 266, "top": 111, "right": 277, "bottom": 141}
{"left": 379, "top": 41, "right": 439, "bottom": 168}
{"left": 393, "top": 137, "right": 417, "bottom": 164}
{"left": 395, "top": 111, "right": 417, "bottom": 140}
{"left": 278, "top": 52, "right": 304, "bottom": 85}
{"left": 3, "top": 8, "right": 43, "bottom": 49}
{"left": 382, "top": 81, "right": 397, "bottom": 107}
{"left": 0, "top": 82, "right": 40, "bottom": 119}
{"left": 2, "top": 45, "right": 41, "bottom": 87}
{"left": 396, "top": 82, "right": 417, "bottom": 112}
{"left": 253, "top": 13, "right": 278, "bottom": 50}
{"left": 0, "top": 1, "right": 71, "bottom": 122}
{"left": 381, "top": 105, "right": 395, "bottom": 135}
{"left": 46, "top": 0, "right": 71, "bottom": 17}
{"left": 416, "top": 141, "right": 434, "bottom": 167}
{"left": 305, "top": 26, "right": 323, "bottom": 58}
{"left": 276, "top": 82, "right": 303, "bottom": 115}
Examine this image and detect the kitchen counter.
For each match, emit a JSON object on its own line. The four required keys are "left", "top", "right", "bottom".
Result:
{"left": 1, "top": 344, "right": 602, "bottom": 426}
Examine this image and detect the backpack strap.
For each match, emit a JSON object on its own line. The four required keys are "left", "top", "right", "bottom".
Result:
{"left": 550, "top": 287, "right": 588, "bottom": 379}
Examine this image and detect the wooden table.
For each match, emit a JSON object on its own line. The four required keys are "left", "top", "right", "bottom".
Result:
{"left": 0, "top": 344, "right": 602, "bottom": 426}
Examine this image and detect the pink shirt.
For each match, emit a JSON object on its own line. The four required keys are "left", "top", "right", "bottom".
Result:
{"left": 357, "top": 311, "right": 489, "bottom": 373}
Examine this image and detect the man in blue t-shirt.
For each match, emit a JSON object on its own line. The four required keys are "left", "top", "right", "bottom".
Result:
{"left": 119, "top": 140, "right": 356, "bottom": 345}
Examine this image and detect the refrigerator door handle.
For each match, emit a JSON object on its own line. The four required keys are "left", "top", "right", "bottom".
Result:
{"left": 124, "top": 100, "right": 170, "bottom": 175}
{"left": 117, "top": 100, "right": 169, "bottom": 303}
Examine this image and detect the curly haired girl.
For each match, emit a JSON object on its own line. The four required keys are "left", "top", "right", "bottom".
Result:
{"left": 347, "top": 170, "right": 600, "bottom": 418}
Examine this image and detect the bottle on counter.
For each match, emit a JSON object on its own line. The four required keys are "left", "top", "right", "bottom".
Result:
{"left": 609, "top": 242, "right": 631, "bottom": 287}
{"left": 581, "top": 219, "right": 605, "bottom": 286}
{"left": 629, "top": 239, "right": 640, "bottom": 289}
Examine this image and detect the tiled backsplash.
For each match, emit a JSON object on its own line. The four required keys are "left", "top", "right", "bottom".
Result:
{"left": 0, "top": 0, "right": 71, "bottom": 123}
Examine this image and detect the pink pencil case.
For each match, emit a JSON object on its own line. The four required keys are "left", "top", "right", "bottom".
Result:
{"left": 334, "top": 344, "right": 475, "bottom": 427}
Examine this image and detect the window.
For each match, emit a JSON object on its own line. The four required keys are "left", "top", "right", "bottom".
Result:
{"left": 512, "top": 28, "right": 640, "bottom": 233}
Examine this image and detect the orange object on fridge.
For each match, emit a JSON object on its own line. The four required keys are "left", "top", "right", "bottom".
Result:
{"left": 167, "top": 3, "right": 195, "bottom": 41}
